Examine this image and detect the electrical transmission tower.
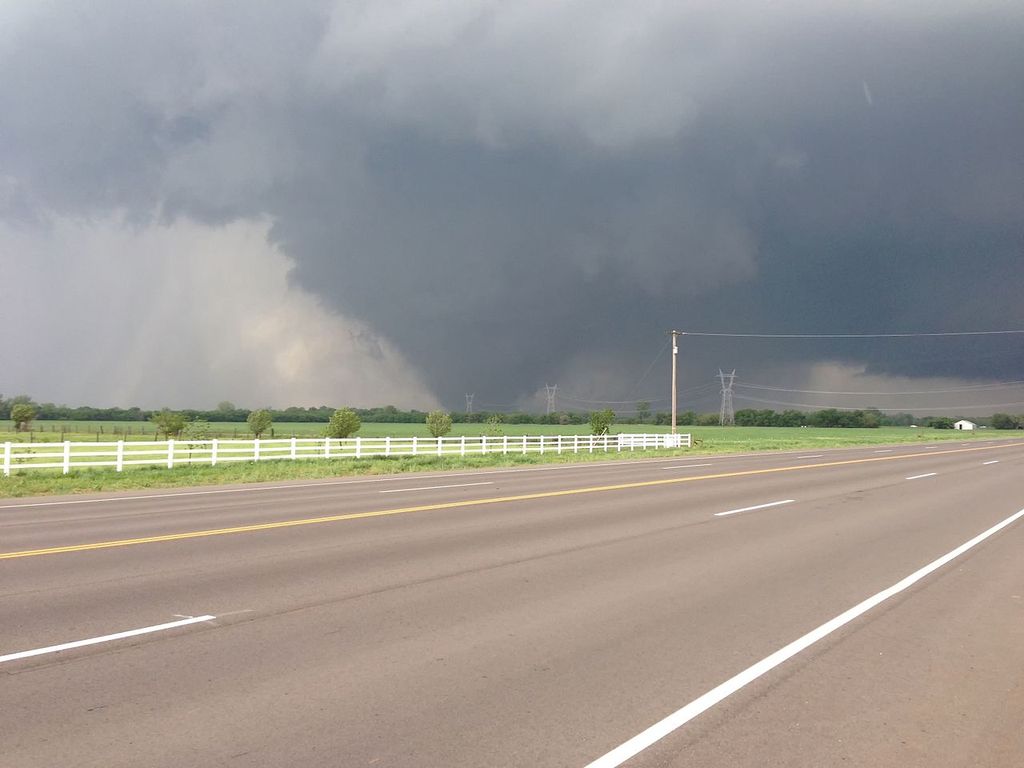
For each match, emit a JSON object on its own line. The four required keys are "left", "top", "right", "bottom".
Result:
{"left": 544, "top": 384, "right": 558, "bottom": 415}
{"left": 718, "top": 369, "right": 736, "bottom": 426}
{"left": 465, "top": 393, "right": 474, "bottom": 416}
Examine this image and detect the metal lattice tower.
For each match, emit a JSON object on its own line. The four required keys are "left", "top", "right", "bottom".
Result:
{"left": 718, "top": 369, "right": 736, "bottom": 426}
{"left": 465, "top": 393, "right": 474, "bottom": 416}
{"left": 544, "top": 384, "right": 558, "bottom": 415}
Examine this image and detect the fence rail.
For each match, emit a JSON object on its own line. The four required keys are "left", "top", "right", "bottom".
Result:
{"left": 1, "top": 433, "right": 691, "bottom": 476}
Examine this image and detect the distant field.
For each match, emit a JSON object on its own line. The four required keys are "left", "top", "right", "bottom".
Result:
{"left": 0, "top": 420, "right": 1012, "bottom": 499}
{"left": 1, "top": 420, "right": 627, "bottom": 442}
{"left": 0, "top": 420, "right": 1001, "bottom": 446}
{"left": 683, "top": 425, "right": 996, "bottom": 452}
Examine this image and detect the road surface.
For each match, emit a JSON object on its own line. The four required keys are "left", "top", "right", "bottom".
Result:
{"left": 2, "top": 440, "right": 1023, "bottom": 767}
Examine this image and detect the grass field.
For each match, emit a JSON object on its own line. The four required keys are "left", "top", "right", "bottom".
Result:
{"left": 0, "top": 420, "right": 618, "bottom": 442}
{"left": 0, "top": 420, "right": 1002, "bottom": 444}
{"left": 0, "top": 421, "right": 1009, "bottom": 499}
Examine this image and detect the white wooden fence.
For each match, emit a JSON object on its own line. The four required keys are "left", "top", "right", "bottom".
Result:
{"left": 2, "top": 433, "right": 690, "bottom": 476}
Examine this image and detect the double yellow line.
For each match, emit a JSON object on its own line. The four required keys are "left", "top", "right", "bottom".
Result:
{"left": 2, "top": 443, "right": 1016, "bottom": 561}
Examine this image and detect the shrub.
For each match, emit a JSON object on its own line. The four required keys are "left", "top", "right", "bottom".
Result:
{"left": 426, "top": 410, "right": 453, "bottom": 438}
{"left": 151, "top": 409, "right": 186, "bottom": 438}
{"left": 589, "top": 408, "right": 615, "bottom": 435}
{"left": 327, "top": 407, "right": 361, "bottom": 438}
{"left": 247, "top": 409, "right": 273, "bottom": 438}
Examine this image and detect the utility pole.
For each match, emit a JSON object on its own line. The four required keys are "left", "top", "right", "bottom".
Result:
{"left": 670, "top": 330, "right": 682, "bottom": 436}
{"left": 465, "top": 393, "right": 474, "bottom": 417}
{"left": 544, "top": 384, "right": 557, "bottom": 416}
{"left": 718, "top": 369, "right": 736, "bottom": 426}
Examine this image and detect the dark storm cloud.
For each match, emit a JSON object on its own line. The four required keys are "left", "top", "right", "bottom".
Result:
{"left": 2, "top": 1, "right": 1022, "bottom": 409}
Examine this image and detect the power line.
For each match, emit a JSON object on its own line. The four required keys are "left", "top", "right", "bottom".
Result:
{"left": 561, "top": 397, "right": 671, "bottom": 409}
{"left": 626, "top": 337, "right": 671, "bottom": 399}
{"left": 558, "top": 381, "right": 718, "bottom": 405}
{"left": 735, "top": 379, "right": 1024, "bottom": 396}
{"left": 678, "top": 329, "right": 1024, "bottom": 338}
{"left": 734, "top": 393, "right": 1024, "bottom": 412}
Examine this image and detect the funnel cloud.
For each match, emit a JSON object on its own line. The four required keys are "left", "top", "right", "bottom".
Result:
{"left": 2, "top": 1, "right": 1022, "bottom": 411}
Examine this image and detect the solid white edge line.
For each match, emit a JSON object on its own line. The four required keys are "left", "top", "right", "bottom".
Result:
{"left": 379, "top": 481, "right": 494, "bottom": 494}
{"left": 983, "top": 460, "right": 999, "bottom": 465}
{"left": 661, "top": 464, "right": 714, "bottom": 470}
{"left": 0, "top": 615, "right": 216, "bottom": 664}
{"left": 795, "top": 454, "right": 823, "bottom": 459}
{"left": 874, "top": 449, "right": 893, "bottom": 453}
{"left": 582, "top": 507, "right": 1024, "bottom": 768}
{"left": 905, "top": 473, "right": 938, "bottom": 480}
{"left": 715, "top": 499, "right": 795, "bottom": 517}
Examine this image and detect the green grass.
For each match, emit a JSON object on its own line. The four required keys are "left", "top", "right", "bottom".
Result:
{"left": 681, "top": 425, "right": 997, "bottom": 453}
{"left": 0, "top": 423, "right": 1010, "bottom": 499}
{"left": 0, "top": 447, "right": 692, "bottom": 498}
{"left": 0, "top": 420, "right": 619, "bottom": 442}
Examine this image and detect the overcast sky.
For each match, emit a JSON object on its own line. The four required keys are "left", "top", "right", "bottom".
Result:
{"left": 2, "top": 1, "right": 1022, "bottom": 413}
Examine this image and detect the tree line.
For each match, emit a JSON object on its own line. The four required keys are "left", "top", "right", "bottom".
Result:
{"left": 3, "top": 394, "right": 1020, "bottom": 431}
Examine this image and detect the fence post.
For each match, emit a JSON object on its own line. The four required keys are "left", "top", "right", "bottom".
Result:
{"left": 116, "top": 440, "right": 125, "bottom": 472}
{"left": 539, "top": 435, "right": 545, "bottom": 455}
{"left": 211, "top": 438, "right": 219, "bottom": 466}
{"left": 437, "top": 437, "right": 443, "bottom": 456}
{"left": 253, "top": 438, "right": 260, "bottom": 462}
{"left": 166, "top": 439, "right": 174, "bottom": 469}
{"left": 502, "top": 435, "right": 507, "bottom": 455}
{"left": 589, "top": 435, "right": 594, "bottom": 453}
{"left": 557, "top": 435, "right": 562, "bottom": 455}
{"left": 522, "top": 435, "right": 527, "bottom": 455}
{"left": 412, "top": 436, "right": 418, "bottom": 456}
{"left": 604, "top": 434, "right": 609, "bottom": 452}
{"left": 460, "top": 436, "right": 466, "bottom": 456}
{"left": 385, "top": 436, "right": 391, "bottom": 457}
{"left": 3, "top": 441, "right": 11, "bottom": 477}
{"left": 356, "top": 436, "right": 362, "bottom": 458}
{"left": 291, "top": 437, "right": 297, "bottom": 460}
{"left": 481, "top": 435, "right": 487, "bottom": 454}
{"left": 324, "top": 437, "right": 331, "bottom": 459}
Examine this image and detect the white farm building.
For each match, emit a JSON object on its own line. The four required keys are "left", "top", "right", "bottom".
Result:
{"left": 954, "top": 419, "right": 977, "bottom": 430}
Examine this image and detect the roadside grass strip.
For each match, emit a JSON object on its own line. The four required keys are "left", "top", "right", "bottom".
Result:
{"left": 0, "top": 443, "right": 1017, "bottom": 561}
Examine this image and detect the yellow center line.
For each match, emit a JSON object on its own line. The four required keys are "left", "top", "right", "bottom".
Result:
{"left": 1, "top": 443, "right": 1018, "bottom": 560}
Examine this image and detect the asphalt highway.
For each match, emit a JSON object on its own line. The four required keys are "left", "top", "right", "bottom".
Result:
{"left": 2, "top": 439, "right": 1023, "bottom": 767}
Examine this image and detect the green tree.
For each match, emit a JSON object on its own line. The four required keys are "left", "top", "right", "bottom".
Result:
{"left": 326, "top": 407, "right": 361, "bottom": 438}
{"left": 247, "top": 408, "right": 273, "bottom": 438}
{"left": 483, "top": 413, "right": 505, "bottom": 436}
{"left": 425, "top": 410, "right": 453, "bottom": 438}
{"left": 10, "top": 402, "right": 36, "bottom": 432}
{"left": 929, "top": 417, "right": 955, "bottom": 430}
{"left": 590, "top": 408, "right": 615, "bottom": 435}
{"left": 183, "top": 419, "right": 211, "bottom": 441}
{"left": 216, "top": 401, "right": 236, "bottom": 413}
{"left": 990, "top": 413, "right": 1019, "bottom": 430}
{"left": 150, "top": 409, "right": 186, "bottom": 438}
{"left": 636, "top": 401, "right": 652, "bottom": 424}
